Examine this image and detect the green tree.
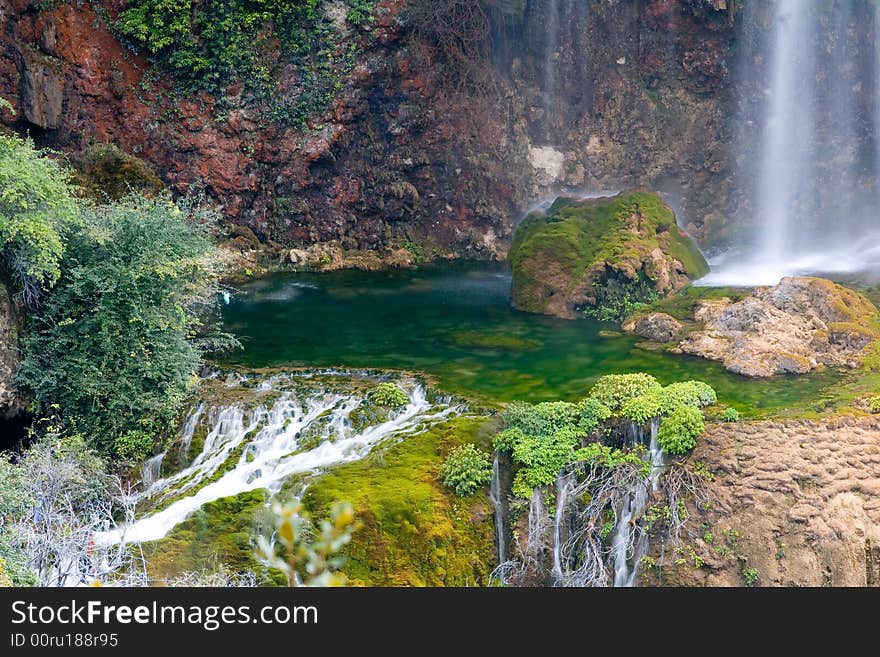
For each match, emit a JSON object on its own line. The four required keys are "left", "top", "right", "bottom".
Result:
{"left": 0, "top": 134, "right": 79, "bottom": 306}
{"left": 18, "top": 195, "right": 236, "bottom": 455}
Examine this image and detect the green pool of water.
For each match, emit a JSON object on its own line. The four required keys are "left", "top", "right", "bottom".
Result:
{"left": 218, "top": 261, "right": 841, "bottom": 413}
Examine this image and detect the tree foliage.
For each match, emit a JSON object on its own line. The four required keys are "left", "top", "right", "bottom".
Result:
{"left": 657, "top": 405, "right": 705, "bottom": 455}
{"left": 439, "top": 443, "right": 493, "bottom": 496}
{"left": 494, "top": 373, "right": 714, "bottom": 498}
{"left": 0, "top": 135, "right": 79, "bottom": 306}
{"left": 18, "top": 195, "right": 235, "bottom": 456}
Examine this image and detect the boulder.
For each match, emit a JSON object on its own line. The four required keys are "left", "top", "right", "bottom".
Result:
{"left": 678, "top": 277, "right": 879, "bottom": 377}
{"left": 508, "top": 191, "right": 708, "bottom": 320}
{"left": 622, "top": 312, "right": 682, "bottom": 342}
{"left": 18, "top": 44, "right": 64, "bottom": 129}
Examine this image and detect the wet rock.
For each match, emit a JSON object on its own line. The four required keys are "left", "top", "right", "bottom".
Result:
{"left": 622, "top": 312, "right": 682, "bottom": 342}
{"left": 18, "top": 43, "right": 63, "bottom": 129}
{"left": 508, "top": 191, "right": 707, "bottom": 319}
{"left": 679, "top": 277, "right": 879, "bottom": 377}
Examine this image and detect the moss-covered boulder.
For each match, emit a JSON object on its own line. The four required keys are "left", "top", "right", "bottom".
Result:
{"left": 70, "top": 143, "right": 164, "bottom": 201}
{"left": 508, "top": 191, "right": 708, "bottom": 320}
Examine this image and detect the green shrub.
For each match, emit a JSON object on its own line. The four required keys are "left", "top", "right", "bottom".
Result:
{"left": 113, "top": 429, "right": 156, "bottom": 462}
{"left": 367, "top": 382, "right": 409, "bottom": 409}
{"left": 18, "top": 195, "right": 236, "bottom": 455}
{"left": 721, "top": 407, "right": 741, "bottom": 422}
{"left": 588, "top": 373, "right": 662, "bottom": 413}
{"left": 868, "top": 397, "right": 880, "bottom": 413}
{"left": 663, "top": 381, "right": 717, "bottom": 409}
{"left": 0, "top": 134, "right": 79, "bottom": 305}
{"left": 741, "top": 566, "right": 759, "bottom": 587}
{"left": 657, "top": 405, "right": 705, "bottom": 455}
{"left": 439, "top": 443, "right": 493, "bottom": 497}
{"left": 70, "top": 143, "right": 164, "bottom": 202}
{"left": 620, "top": 387, "right": 666, "bottom": 424}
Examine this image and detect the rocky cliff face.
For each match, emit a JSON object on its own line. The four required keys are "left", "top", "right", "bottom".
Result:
{"left": 662, "top": 416, "right": 880, "bottom": 587}
{"left": 0, "top": 0, "right": 736, "bottom": 258}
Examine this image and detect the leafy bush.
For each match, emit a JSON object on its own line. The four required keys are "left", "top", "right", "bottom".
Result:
{"left": 620, "top": 387, "right": 666, "bottom": 424}
{"left": 113, "top": 429, "right": 156, "bottom": 463}
{"left": 439, "top": 443, "right": 492, "bottom": 497}
{"left": 115, "top": 0, "right": 375, "bottom": 125}
{"left": 18, "top": 195, "right": 235, "bottom": 454}
{"left": 868, "top": 397, "right": 880, "bottom": 414}
{"left": 721, "top": 407, "right": 740, "bottom": 422}
{"left": 588, "top": 373, "right": 662, "bottom": 413}
{"left": 663, "top": 381, "right": 717, "bottom": 409}
{"left": 0, "top": 134, "right": 79, "bottom": 305}
{"left": 657, "top": 405, "right": 705, "bottom": 455}
{"left": 367, "top": 382, "right": 409, "bottom": 409}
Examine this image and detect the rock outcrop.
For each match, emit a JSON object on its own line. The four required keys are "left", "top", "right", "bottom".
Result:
{"left": 508, "top": 191, "right": 707, "bottom": 319}
{"left": 0, "top": 0, "right": 737, "bottom": 257}
{"left": 677, "top": 277, "right": 879, "bottom": 377}
{"left": 662, "top": 416, "right": 880, "bottom": 587}
{"left": 622, "top": 311, "right": 682, "bottom": 342}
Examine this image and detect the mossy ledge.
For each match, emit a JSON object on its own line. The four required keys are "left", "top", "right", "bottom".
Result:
{"left": 303, "top": 415, "right": 500, "bottom": 586}
{"left": 508, "top": 190, "right": 708, "bottom": 321}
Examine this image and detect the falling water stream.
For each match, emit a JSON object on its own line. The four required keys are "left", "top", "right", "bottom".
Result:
{"left": 704, "top": 0, "right": 880, "bottom": 286}
{"left": 97, "top": 373, "right": 460, "bottom": 546}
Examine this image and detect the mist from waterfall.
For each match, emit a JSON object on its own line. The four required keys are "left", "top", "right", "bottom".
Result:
{"left": 703, "top": 0, "right": 880, "bottom": 286}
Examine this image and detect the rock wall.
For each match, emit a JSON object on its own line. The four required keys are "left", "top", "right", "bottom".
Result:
{"left": 0, "top": 0, "right": 737, "bottom": 258}
{"left": 663, "top": 416, "right": 880, "bottom": 587}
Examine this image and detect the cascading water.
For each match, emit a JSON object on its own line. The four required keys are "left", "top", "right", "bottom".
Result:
{"left": 704, "top": 0, "right": 880, "bottom": 286}
{"left": 140, "top": 453, "right": 165, "bottom": 488}
{"left": 489, "top": 452, "right": 507, "bottom": 565}
{"left": 97, "top": 373, "right": 460, "bottom": 545}
{"left": 551, "top": 471, "right": 575, "bottom": 584}
{"left": 610, "top": 418, "right": 664, "bottom": 587}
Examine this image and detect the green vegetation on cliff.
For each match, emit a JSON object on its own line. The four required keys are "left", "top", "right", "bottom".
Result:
{"left": 115, "top": 0, "right": 376, "bottom": 125}
{"left": 508, "top": 191, "right": 708, "bottom": 321}
{"left": 303, "top": 415, "right": 498, "bottom": 586}
{"left": 18, "top": 195, "right": 235, "bottom": 457}
{"left": 0, "top": 135, "right": 79, "bottom": 306}
{"left": 495, "top": 373, "right": 715, "bottom": 499}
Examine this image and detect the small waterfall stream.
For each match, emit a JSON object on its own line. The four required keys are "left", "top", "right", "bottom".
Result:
{"left": 610, "top": 418, "right": 664, "bottom": 587}
{"left": 551, "top": 471, "right": 575, "bottom": 584}
{"left": 140, "top": 453, "right": 165, "bottom": 489}
{"left": 489, "top": 452, "right": 507, "bottom": 565}
{"left": 98, "top": 373, "right": 460, "bottom": 545}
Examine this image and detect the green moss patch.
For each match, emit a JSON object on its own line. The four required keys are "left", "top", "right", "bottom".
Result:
{"left": 302, "top": 415, "right": 499, "bottom": 586}
{"left": 508, "top": 191, "right": 708, "bottom": 320}
{"left": 141, "top": 489, "right": 284, "bottom": 585}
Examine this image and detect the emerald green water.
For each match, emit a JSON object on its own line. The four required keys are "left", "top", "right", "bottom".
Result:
{"left": 218, "top": 262, "right": 840, "bottom": 413}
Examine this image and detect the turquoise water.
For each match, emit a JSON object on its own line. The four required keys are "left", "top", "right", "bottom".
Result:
{"left": 218, "top": 262, "right": 840, "bottom": 412}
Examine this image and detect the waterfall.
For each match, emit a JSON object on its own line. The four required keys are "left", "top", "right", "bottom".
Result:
{"left": 703, "top": 1, "right": 880, "bottom": 286}
{"left": 140, "top": 453, "right": 165, "bottom": 488}
{"left": 489, "top": 452, "right": 507, "bottom": 565}
{"left": 610, "top": 481, "right": 648, "bottom": 588}
{"left": 96, "top": 374, "right": 460, "bottom": 545}
{"left": 610, "top": 417, "right": 664, "bottom": 587}
{"left": 543, "top": 0, "right": 561, "bottom": 141}
{"left": 551, "top": 471, "right": 575, "bottom": 584}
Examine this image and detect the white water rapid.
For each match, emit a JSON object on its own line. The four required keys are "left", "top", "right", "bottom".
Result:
{"left": 97, "top": 374, "right": 460, "bottom": 545}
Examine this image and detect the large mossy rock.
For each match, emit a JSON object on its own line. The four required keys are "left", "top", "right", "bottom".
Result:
{"left": 508, "top": 191, "right": 708, "bottom": 320}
